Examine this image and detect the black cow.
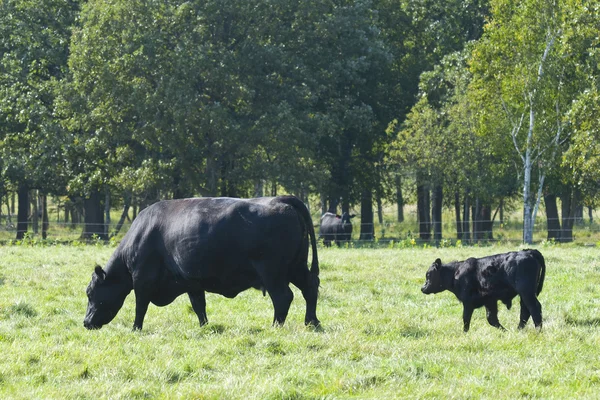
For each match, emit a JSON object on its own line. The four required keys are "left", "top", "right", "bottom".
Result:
{"left": 84, "top": 196, "right": 320, "bottom": 331}
{"left": 421, "top": 249, "right": 546, "bottom": 332}
{"left": 319, "top": 212, "right": 354, "bottom": 247}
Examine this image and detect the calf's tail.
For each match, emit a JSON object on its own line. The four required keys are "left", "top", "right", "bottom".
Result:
{"left": 530, "top": 249, "right": 546, "bottom": 295}
{"left": 275, "top": 196, "right": 319, "bottom": 278}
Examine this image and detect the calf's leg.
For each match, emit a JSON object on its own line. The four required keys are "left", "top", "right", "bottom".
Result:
{"left": 462, "top": 304, "right": 475, "bottom": 332}
{"left": 519, "top": 293, "right": 543, "bottom": 330}
{"left": 188, "top": 291, "right": 208, "bottom": 326}
{"left": 485, "top": 301, "right": 505, "bottom": 330}
{"left": 518, "top": 298, "right": 531, "bottom": 329}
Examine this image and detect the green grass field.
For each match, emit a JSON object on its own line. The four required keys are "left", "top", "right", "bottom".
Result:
{"left": 1, "top": 244, "right": 600, "bottom": 399}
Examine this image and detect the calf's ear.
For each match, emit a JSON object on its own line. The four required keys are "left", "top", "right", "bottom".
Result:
{"left": 94, "top": 265, "right": 106, "bottom": 281}
{"left": 434, "top": 258, "right": 442, "bottom": 267}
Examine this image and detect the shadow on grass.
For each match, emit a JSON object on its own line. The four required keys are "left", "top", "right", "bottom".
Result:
{"left": 205, "top": 323, "right": 227, "bottom": 334}
{"left": 564, "top": 315, "right": 600, "bottom": 327}
{"left": 398, "top": 325, "right": 428, "bottom": 339}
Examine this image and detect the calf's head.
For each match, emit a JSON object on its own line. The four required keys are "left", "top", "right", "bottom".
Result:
{"left": 421, "top": 258, "right": 445, "bottom": 294}
{"left": 84, "top": 265, "right": 131, "bottom": 330}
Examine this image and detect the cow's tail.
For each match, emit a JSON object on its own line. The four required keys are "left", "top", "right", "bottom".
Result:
{"left": 529, "top": 249, "right": 546, "bottom": 295}
{"left": 276, "top": 196, "right": 320, "bottom": 279}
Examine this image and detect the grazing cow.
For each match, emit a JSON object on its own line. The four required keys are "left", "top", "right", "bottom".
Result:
{"left": 319, "top": 212, "right": 354, "bottom": 247}
{"left": 421, "top": 249, "right": 546, "bottom": 332}
{"left": 84, "top": 196, "right": 320, "bottom": 331}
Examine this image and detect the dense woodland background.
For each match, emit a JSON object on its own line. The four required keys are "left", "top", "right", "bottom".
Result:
{"left": 0, "top": 0, "right": 598, "bottom": 244}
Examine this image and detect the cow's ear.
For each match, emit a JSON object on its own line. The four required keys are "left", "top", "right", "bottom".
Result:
{"left": 94, "top": 265, "right": 106, "bottom": 281}
{"left": 434, "top": 258, "right": 442, "bottom": 268}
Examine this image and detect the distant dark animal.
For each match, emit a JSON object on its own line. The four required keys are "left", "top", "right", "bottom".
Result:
{"left": 84, "top": 196, "right": 320, "bottom": 331}
{"left": 319, "top": 212, "right": 354, "bottom": 247}
{"left": 421, "top": 249, "right": 546, "bottom": 332}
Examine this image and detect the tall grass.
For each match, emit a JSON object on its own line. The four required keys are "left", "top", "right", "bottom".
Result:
{"left": 1, "top": 244, "right": 599, "bottom": 399}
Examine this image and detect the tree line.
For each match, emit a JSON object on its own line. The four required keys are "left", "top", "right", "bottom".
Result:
{"left": 0, "top": 0, "right": 598, "bottom": 243}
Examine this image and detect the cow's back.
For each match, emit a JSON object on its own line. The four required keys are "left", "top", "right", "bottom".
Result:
{"left": 118, "top": 197, "right": 303, "bottom": 281}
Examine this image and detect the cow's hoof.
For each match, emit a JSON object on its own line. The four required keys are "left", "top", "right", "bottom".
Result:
{"left": 305, "top": 319, "right": 321, "bottom": 330}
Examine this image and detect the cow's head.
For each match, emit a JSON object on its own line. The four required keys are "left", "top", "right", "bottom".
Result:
{"left": 340, "top": 212, "right": 355, "bottom": 231}
{"left": 83, "top": 265, "right": 131, "bottom": 330}
{"left": 421, "top": 258, "right": 445, "bottom": 294}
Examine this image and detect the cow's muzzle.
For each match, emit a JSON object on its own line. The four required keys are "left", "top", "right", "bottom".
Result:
{"left": 83, "top": 320, "right": 101, "bottom": 330}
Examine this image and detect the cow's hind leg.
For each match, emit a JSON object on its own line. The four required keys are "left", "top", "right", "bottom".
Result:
{"left": 485, "top": 301, "right": 506, "bottom": 330}
{"left": 253, "top": 260, "right": 294, "bottom": 326}
{"left": 188, "top": 291, "right": 208, "bottom": 326}
{"left": 519, "top": 293, "right": 542, "bottom": 330}
{"left": 518, "top": 298, "right": 531, "bottom": 329}
{"left": 268, "top": 285, "right": 294, "bottom": 326}
{"left": 290, "top": 269, "right": 320, "bottom": 327}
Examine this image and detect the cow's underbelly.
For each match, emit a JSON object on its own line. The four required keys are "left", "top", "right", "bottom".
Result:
{"left": 201, "top": 268, "right": 263, "bottom": 298}
{"left": 471, "top": 289, "right": 517, "bottom": 309}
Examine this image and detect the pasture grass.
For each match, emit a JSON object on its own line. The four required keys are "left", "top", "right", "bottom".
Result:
{"left": 1, "top": 244, "right": 600, "bottom": 399}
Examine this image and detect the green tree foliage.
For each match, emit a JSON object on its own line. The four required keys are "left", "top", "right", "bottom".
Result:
{"left": 0, "top": 0, "right": 81, "bottom": 238}
{"left": 62, "top": 0, "right": 392, "bottom": 210}
{"left": 469, "top": 0, "right": 598, "bottom": 243}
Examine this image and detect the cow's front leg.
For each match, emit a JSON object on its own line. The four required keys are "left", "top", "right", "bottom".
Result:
{"left": 133, "top": 291, "right": 151, "bottom": 331}
{"left": 485, "top": 301, "right": 505, "bottom": 330}
{"left": 462, "top": 304, "right": 474, "bottom": 332}
{"left": 188, "top": 291, "right": 208, "bottom": 326}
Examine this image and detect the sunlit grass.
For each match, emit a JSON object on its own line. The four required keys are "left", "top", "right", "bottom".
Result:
{"left": 1, "top": 245, "right": 600, "bottom": 398}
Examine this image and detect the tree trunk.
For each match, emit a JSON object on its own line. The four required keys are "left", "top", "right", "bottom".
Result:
{"left": 480, "top": 204, "right": 493, "bottom": 240}
{"left": 376, "top": 195, "right": 383, "bottom": 225}
{"left": 462, "top": 192, "right": 470, "bottom": 243}
{"left": 396, "top": 175, "right": 404, "bottom": 223}
{"left": 206, "top": 147, "right": 218, "bottom": 197}
{"left": 472, "top": 202, "right": 478, "bottom": 240}
{"left": 254, "top": 180, "right": 264, "bottom": 198}
{"left": 41, "top": 193, "right": 49, "bottom": 240}
{"left": 320, "top": 193, "right": 328, "bottom": 215}
{"left": 81, "top": 189, "right": 107, "bottom": 240}
{"left": 560, "top": 190, "right": 578, "bottom": 243}
{"left": 454, "top": 191, "right": 462, "bottom": 240}
{"left": 5, "top": 194, "right": 12, "bottom": 226}
{"left": 416, "top": 172, "right": 431, "bottom": 240}
{"left": 575, "top": 205, "right": 584, "bottom": 225}
{"left": 104, "top": 188, "right": 111, "bottom": 237}
{"left": 111, "top": 192, "right": 131, "bottom": 239}
{"left": 359, "top": 189, "right": 374, "bottom": 241}
{"left": 327, "top": 196, "right": 339, "bottom": 214}
{"left": 270, "top": 180, "right": 277, "bottom": 197}
{"left": 16, "top": 185, "right": 28, "bottom": 240}
{"left": 341, "top": 198, "right": 350, "bottom": 216}
{"left": 589, "top": 207, "right": 593, "bottom": 224}
{"left": 432, "top": 184, "right": 443, "bottom": 243}
{"left": 544, "top": 193, "right": 561, "bottom": 241}
{"left": 32, "top": 190, "right": 39, "bottom": 234}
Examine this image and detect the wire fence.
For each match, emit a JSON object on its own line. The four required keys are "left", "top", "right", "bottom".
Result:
{"left": 1, "top": 215, "right": 599, "bottom": 246}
